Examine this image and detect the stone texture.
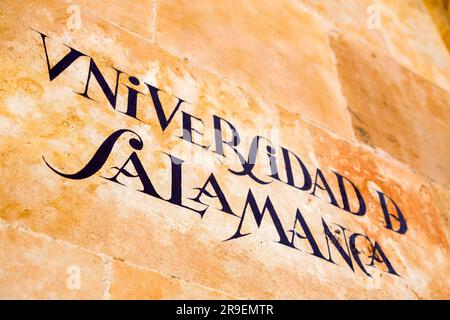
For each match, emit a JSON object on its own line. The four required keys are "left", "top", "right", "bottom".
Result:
{"left": 430, "top": 182, "right": 450, "bottom": 243}
{"left": 0, "top": 0, "right": 449, "bottom": 300}
{"left": 0, "top": 223, "right": 104, "bottom": 299}
{"left": 424, "top": 0, "right": 450, "bottom": 52}
{"left": 297, "top": 0, "right": 450, "bottom": 91}
{"left": 111, "top": 261, "right": 238, "bottom": 299}
{"left": 299, "top": 0, "right": 388, "bottom": 50}
{"left": 155, "top": 0, "right": 355, "bottom": 139}
{"left": 330, "top": 34, "right": 450, "bottom": 187}
{"left": 83, "top": 0, "right": 155, "bottom": 39}
{"left": 378, "top": 0, "right": 450, "bottom": 91}
{"left": 304, "top": 123, "right": 450, "bottom": 299}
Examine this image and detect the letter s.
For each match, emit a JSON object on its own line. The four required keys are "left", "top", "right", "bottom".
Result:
{"left": 43, "top": 129, "right": 143, "bottom": 180}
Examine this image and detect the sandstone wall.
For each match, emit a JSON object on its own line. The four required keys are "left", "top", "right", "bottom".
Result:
{"left": 0, "top": 0, "right": 449, "bottom": 299}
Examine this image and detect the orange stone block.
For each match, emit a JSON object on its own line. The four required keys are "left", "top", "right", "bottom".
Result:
{"left": 330, "top": 34, "right": 450, "bottom": 187}
{"left": 83, "top": 0, "right": 155, "bottom": 39}
{"left": 378, "top": 0, "right": 450, "bottom": 91}
{"left": 300, "top": 0, "right": 388, "bottom": 50}
{"left": 111, "top": 261, "right": 238, "bottom": 299}
{"left": 0, "top": 0, "right": 448, "bottom": 300}
{"left": 0, "top": 223, "right": 104, "bottom": 299}
{"left": 156, "top": 0, "right": 355, "bottom": 139}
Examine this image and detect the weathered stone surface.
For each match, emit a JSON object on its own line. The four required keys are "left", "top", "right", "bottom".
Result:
{"left": 83, "top": 0, "right": 154, "bottom": 39}
{"left": 304, "top": 124, "right": 449, "bottom": 299}
{"left": 0, "top": 0, "right": 449, "bottom": 300}
{"left": 430, "top": 182, "right": 450, "bottom": 243}
{"left": 299, "top": 0, "right": 387, "bottom": 50}
{"left": 331, "top": 34, "right": 450, "bottom": 187}
{"left": 0, "top": 223, "right": 104, "bottom": 299}
{"left": 378, "top": 0, "right": 450, "bottom": 91}
{"left": 424, "top": 0, "right": 450, "bottom": 52}
{"left": 155, "top": 0, "right": 355, "bottom": 139}
{"left": 111, "top": 261, "right": 238, "bottom": 299}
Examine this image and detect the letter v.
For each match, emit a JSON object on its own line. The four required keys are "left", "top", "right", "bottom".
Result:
{"left": 33, "top": 29, "right": 85, "bottom": 81}
{"left": 145, "top": 82, "right": 185, "bottom": 132}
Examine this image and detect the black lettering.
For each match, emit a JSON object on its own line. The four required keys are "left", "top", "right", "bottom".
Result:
{"left": 311, "top": 169, "right": 339, "bottom": 207}
{"left": 333, "top": 171, "right": 366, "bottom": 216}
{"left": 376, "top": 191, "right": 407, "bottom": 234}
{"left": 35, "top": 30, "right": 85, "bottom": 81}
{"left": 226, "top": 190, "right": 293, "bottom": 247}
{"left": 43, "top": 129, "right": 142, "bottom": 179}
{"left": 190, "top": 173, "right": 237, "bottom": 217}
{"left": 145, "top": 83, "right": 185, "bottom": 131}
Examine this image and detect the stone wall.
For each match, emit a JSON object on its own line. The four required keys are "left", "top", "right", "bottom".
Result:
{"left": 0, "top": 0, "right": 449, "bottom": 299}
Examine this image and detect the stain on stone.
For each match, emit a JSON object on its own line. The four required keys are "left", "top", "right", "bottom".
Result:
{"left": 355, "top": 126, "right": 371, "bottom": 145}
